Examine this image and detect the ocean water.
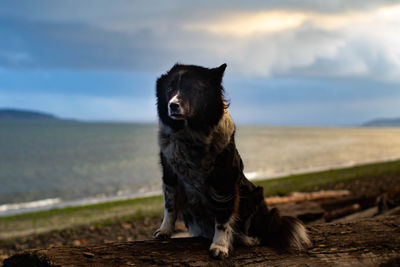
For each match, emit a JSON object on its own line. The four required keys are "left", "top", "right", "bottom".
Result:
{"left": 1, "top": 121, "right": 400, "bottom": 216}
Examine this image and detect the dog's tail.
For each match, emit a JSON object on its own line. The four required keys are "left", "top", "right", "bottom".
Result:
{"left": 249, "top": 191, "right": 311, "bottom": 251}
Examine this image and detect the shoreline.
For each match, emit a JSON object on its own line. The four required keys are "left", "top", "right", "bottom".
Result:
{"left": 0, "top": 191, "right": 163, "bottom": 217}
{"left": 0, "top": 157, "right": 400, "bottom": 218}
{"left": 2, "top": 157, "right": 400, "bottom": 217}
{"left": 246, "top": 156, "right": 400, "bottom": 181}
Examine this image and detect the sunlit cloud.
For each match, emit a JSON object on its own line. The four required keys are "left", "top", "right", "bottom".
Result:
{"left": 379, "top": 3, "right": 400, "bottom": 19}
{"left": 185, "top": 11, "right": 306, "bottom": 35}
{"left": 179, "top": 3, "right": 400, "bottom": 82}
{"left": 1, "top": 2, "right": 400, "bottom": 81}
{"left": 184, "top": 3, "right": 400, "bottom": 36}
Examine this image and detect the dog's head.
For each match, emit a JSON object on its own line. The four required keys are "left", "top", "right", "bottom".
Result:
{"left": 156, "top": 63, "right": 227, "bottom": 131}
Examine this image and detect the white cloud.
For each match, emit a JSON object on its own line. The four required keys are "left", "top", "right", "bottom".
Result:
{"left": 179, "top": 3, "right": 400, "bottom": 82}
{"left": 1, "top": 1, "right": 400, "bottom": 82}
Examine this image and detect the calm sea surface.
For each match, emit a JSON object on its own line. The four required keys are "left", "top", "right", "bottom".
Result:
{"left": 1, "top": 121, "right": 400, "bottom": 215}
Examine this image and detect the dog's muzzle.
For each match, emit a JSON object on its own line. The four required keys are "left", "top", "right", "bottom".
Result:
{"left": 168, "top": 94, "right": 185, "bottom": 120}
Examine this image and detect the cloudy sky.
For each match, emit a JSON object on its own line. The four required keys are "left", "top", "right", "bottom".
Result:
{"left": 1, "top": 0, "right": 400, "bottom": 125}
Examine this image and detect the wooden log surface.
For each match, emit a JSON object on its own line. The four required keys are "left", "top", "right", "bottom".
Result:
{"left": 4, "top": 216, "right": 400, "bottom": 267}
{"left": 265, "top": 190, "right": 351, "bottom": 205}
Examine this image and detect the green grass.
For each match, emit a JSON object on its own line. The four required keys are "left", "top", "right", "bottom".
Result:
{"left": 255, "top": 160, "right": 400, "bottom": 197}
{"left": 0, "top": 195, "right": 164, "bottom": 240}
{"left": 1, "top": 159, "right": 399, "bottom": 240}
{"left": 0, "top": 195, "right": 163, "bottom": 223}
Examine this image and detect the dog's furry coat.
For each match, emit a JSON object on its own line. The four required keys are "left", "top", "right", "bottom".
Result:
{"left": 154, "top": 63, "right": 310, "bottom": 259}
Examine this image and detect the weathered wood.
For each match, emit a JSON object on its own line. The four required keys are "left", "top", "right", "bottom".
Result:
{"left": 265, "top": 190, "right": 350, "bottom": 205}
{"left": 319, "top": 193, "right": 378, "bottom": 212}
{"left": 271, "top": 201, "right": 325, "bottom": 223}
{"left": 4, "top": 216, "right": 400, "bottom": 267}
{"left": 324, "top": 203, "right": 362, "bottom": 222}
{"left": 378, "top": 206, "right": 400, "bottom": 217}
{"left": 333, "top": 206, "right": 378, "bottom": 223}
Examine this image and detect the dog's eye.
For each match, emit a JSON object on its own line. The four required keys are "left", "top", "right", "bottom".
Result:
{"left": 167, "top": 86, "right": 173, "bottom": 92}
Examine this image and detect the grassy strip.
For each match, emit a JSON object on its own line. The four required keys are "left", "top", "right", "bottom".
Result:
{"left": 0, "top": 195, "right": 163, "bottom": 223}
{"left": 0, "top": 195, "right": 164, "bottom": 240}
{"left": 1, "top": 159, "right": 399, "bottom": 240}
{"left": 255, "top": 159, "right": 400, "bottom": 196}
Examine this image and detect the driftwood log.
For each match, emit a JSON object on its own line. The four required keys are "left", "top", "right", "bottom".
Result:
{"left": 265, "top": 190, "right": 351, "bottom": 205}
{"left": 3, "top": 216, "right": 400, "bottom": 267}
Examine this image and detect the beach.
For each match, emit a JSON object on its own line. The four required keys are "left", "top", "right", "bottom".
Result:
{"left": 1, "top": 159, "right": 399, "bottom": 263}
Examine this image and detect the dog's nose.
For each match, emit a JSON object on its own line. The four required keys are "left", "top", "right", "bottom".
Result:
{"left": 169, "top": 102, "right": 180, "bottom": 112}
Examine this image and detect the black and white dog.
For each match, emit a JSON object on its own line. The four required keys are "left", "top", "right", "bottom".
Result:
{"left": 154, "top": 63, "right": 310, "bottom": 259}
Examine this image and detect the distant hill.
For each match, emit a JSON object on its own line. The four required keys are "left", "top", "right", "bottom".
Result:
{"left": 0, "top": 108, "right": 60, "bottom": 121}
{"left": 362, "top": 118, "right": 400, "bottom": 127}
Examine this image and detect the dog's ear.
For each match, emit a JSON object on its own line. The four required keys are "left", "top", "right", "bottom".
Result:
{"left": 210, "top": 63, "right": 227, "bottom": 85}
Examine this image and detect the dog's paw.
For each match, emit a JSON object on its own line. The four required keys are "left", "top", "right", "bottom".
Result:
{"left": 209, "top": 243, "right": 229, "bottom": 259}
{"left": 153, "top": 228, "right": 172, "bottom": 239}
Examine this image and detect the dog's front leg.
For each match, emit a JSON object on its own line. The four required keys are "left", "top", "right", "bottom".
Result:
{"left": 154, "top": 154, "right": 178, "bottom": 239}
{"left": 209, "top": 216, "right": 236, "bottom": 259}
{"left": 209, "top": 188, "right": 237, "bottom": 259}
{"left": 153, "top": 183, "right": 177, "bottom": 239}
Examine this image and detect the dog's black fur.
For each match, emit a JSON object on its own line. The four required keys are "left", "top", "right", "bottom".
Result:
{"left": 154, "top": 63, "right": 310, "bottom": 259}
